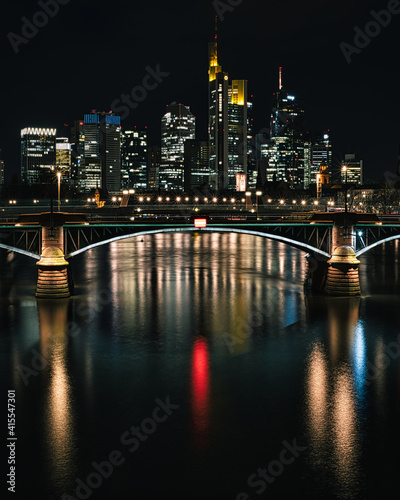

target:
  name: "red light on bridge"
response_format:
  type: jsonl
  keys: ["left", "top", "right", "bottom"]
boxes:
{"left": 194, "top": 218, "right": 207, "bottom": 228}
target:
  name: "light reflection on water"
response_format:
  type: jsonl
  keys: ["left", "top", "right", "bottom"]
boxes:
{"left": 190, "top": 336, "right": 210, "bottom": 451}
{"left": 37, "top": 299, "right": 78, "bottom": 493}
{"left": 304, "top": 296, "right": 364, "bottom": 498}
{"left": 1, "top": 233, "right": 400, "bottom": 498}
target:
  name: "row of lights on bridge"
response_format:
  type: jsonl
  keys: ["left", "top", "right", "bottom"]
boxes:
{"left": 7, "top": 198, "right": 346, "bottom": 206}
{"left": 8, "top": 199, "right": 71, "bottom": 205}
{"left": 106, "top": 196, "right": 328, "bottom": 205}
{"left": 7, "top": 198, "right": 326, "bottom": 205}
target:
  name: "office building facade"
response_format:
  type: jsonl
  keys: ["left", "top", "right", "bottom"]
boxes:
{"left": 267, "top": 68, "right": 306, "bottom": 188}
{"left": 228, "top": 79, "right": 247, "bottom": 189}
{"left": 184, "top": 140, "right": 211, "bottom": 192}
{"left": 121, "top": 129, "right": 147, "bottom": 190}
{"left": 160, "top": 103, "right": 195, "bottom": 190}
{"left": 79, "top": 111, "right": 121, "bottom": 193}
{"left": 21, "top": 128, "right": 56, "bottom": 184}
{"left": 147, "top": 146, "right": 161, "bottom": 191}
{"left": 82, "top": 114, "right": 102, "bottom": 192}
{"left": 309, "top": 132, "right": 332, "bottom": 187}
{"left": 70, "top": 120, "right": 85, "bottom": 188}
{"left": 246, "top": 99, "right": 257, "bottom": 188}
{"left": 56, "top": 137, "right": 71, "bottom": 180}
{"left": 341, "top": 154, "right": 363, "bottom": 185}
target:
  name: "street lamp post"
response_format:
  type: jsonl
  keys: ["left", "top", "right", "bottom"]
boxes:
{"left": 245, "top": 191, "right": 251, "bottom": 211}
{"left": 57, "top": 172, "right": 61, "bottom": 212}
{"left": 256, "top": 191, "right": 262, "bottom": 213}
{"left": 342, "top": 165, "right": 349, "bottom": 239}
{"left": 342, "top": 165, "right": 348, "bottom": 214}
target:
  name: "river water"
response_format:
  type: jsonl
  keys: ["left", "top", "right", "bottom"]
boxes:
{"left": 1, "top": 232, "right": 400, "bottom": 499}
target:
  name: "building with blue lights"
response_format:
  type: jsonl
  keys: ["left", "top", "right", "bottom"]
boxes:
{"left": 78, "top": 111, "right": 121, "bottom": 193}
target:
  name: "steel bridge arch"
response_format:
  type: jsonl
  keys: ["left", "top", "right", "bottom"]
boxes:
{"left": 356, "top": 234, "right": 400, "bottom": 257}
{"left": 0, "top": 243, "right": 40, "bottom": 260}
{"left": 66, "top": 227, "right": 331, "bottom": 259}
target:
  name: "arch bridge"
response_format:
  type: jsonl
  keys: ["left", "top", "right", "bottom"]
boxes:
{"left": 1, "top": 211, "right": 399, "bottom": 296}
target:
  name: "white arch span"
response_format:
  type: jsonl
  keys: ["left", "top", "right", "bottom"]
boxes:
{"left": 0, "top": 243, "right": 40, "bottom": 260}
{"left": 67, "top": 227, "right": 331, "bottom": 259}
{"left": 356, "top": 234, "right": 400, "bottom": 257}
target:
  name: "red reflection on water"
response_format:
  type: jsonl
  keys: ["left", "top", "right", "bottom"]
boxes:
{"left": 191, "top": 336, "right": 210, "bottom": 449}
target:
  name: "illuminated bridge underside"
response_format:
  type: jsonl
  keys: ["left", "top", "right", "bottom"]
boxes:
{"left": 3, "top": 223, "right": 400, "bottom": 260}
{"left": 66, "top": 227, "right": 332, "bottom": 259}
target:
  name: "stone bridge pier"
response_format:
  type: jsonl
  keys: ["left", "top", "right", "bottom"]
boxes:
{"left": 35, "top": 213, "right": 76, "bottom": 299}
{"left": 305, "top": 212, "right": 371, "bottom": 297}
{"left": 324, "top": 220, "right": 360, "bottom": 296}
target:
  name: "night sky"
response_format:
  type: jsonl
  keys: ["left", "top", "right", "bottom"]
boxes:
{"left": 1, "top": 0, "right": 399, "bottom": 183}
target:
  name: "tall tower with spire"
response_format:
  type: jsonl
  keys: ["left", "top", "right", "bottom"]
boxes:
{"left": 208, "top": 17, "right": 229, "bottom": 190}
{"left": 208, "top": 16, "right": 222, "bottom": 82}
{"left": 267, "top": 67, "right": 306, "bottom": 187}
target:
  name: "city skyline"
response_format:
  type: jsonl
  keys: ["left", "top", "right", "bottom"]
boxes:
{"left": 1, "top": 0, "right": 399, "bottom": 184}
{"left": 3, "top": 4, "right": 400, "bottom": 500}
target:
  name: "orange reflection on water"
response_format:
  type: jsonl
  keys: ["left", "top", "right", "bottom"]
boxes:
{"left": 332, "top": 367, "right": 359, "bottom": 482}
{"left": 37, "top": 299, "right": 77, "bottom": 488}
{"left": 306, "top": 342, "right": 328, "bottom": 446}
{"left": 190, "top": 336, "right": 210, "bottom": 450}
{"left": 305, "top": 296, "right": 362, "bottom": 497}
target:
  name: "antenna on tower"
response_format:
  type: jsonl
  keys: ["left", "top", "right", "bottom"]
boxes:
{"left": 279, "top": 66, "right": 282, "bottom": 90}
{"left": 214, "top": 14, "right": 218, "bottom": 40}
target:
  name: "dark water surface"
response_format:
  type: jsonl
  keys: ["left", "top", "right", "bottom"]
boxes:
{"left": 1, "top": 233, "right": 400, "bottom": 499}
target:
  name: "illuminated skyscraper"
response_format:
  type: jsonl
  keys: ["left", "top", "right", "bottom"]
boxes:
{"left": 208, "top": 21, "right": 228, "bottom": 190}
{"left": 184, "top": 140, "right": 211, "bottom": 191}
{"left": 82, "top": 114, "right": 101, "bottom": 191}
{"left": 303, "top": 133, "right": 312, "bottom": 188}
{"left": 267, "top": 68, "right": 306, "bottom": 188}
{"left": 147, "top": 146, "right": 161, "bottom": 191}
{"left": 255, "top": 132, "right": 270, "bottom": 186}
{"left": 228, "top": 79, "right": 247, "bottom": 189}
{"left": 246, "top": 98, "right": 257, "bottom": 188}
{"left": 208, "top": 20, "right": 248, "bottom": 190}
{"left": 56, "top": 137, "right": 71, "bottom": 180}
{"left": 160, "top": 103, "right": 195, "bottom": 190}
{"left": 100, "top": 113, "right": 121, "bottom": 193}
{"left": 70, "top": 120, "right": 85, "bottom": 188}
{"left": 21, "top": 128, "right": 56, "bottom": 184}
{"left": 121, "top": 128, "right": 147, "bottom": 190}
{"left": 309, "top": 132, "right": 332, "bottom": 187}
{"left": 80, "top": 111, "right": 121, "bottom": 193}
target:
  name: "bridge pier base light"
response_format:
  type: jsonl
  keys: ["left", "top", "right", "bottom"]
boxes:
{"left": 36, "top": 246, "right": 71, "bottom": 299}
{"left": 324, "top": 245, "right": 361, "bottom": 296}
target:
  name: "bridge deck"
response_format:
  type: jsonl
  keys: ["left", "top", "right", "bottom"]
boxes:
{"left": 2, "top": 220, "right": 400, "bottom": 260}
